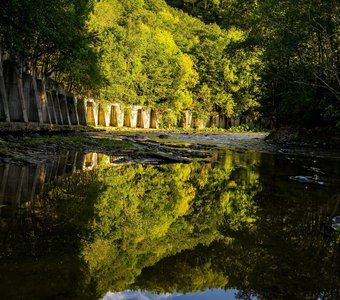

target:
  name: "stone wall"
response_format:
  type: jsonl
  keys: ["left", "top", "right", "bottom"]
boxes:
{"left": 0, "top": 56, "right": 86, "bottom": 129}
{"left": 0, "top": 56, "right": 252, "bottom": 131}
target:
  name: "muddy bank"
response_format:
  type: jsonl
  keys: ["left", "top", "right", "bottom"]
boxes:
{"left": 1, "top": 130, "right": 339, "bottom": 165}
{"left": 0, "top": 131, "right": 268, "bottom": 165}
{"left": 266, "top": 127, "right": 340, "bottom": 149}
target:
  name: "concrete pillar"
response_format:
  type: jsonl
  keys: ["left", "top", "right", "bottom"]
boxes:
{"left": 76, "top": 98, "right": 87, "bottom": 126}
{"left": 181, "top": 110, "right": 192, "bottom": 128}
{"left": 230, "top": 117, "right": 240, "bottom": 127}
{"left": 3, "top": 60, "right": 25, "bottom": 122}
{"left": 58, "top": 93, "right": 71, "bottom": 126}
{"left": 52, "top": 91, "right": 63, "bottom": 124}
{"left": 36, "top": 77, "right": 52, "bottom": 124}
{"left": 73, "top": 97, "right": 80, "bottom": 125}
{"left": 46, "top": 91, "right": 57, "bottom": 124}
{"left": 150, "top": 109, "right": 158, "bottom": 129}
{"left": 86, "top": 101, "right": 96, "bottom": 126}
{"left": 131, "top": 105, "right": 139, "bottom": 128}
{"left": 142, "top": 109, "right": 151, "bottom": 129}
{"left": 219, "top": 114, "right": 227, "bottom": 129}
{"left": 45, "top": 79, "right": 58, "bottom": 124}
{"left": 110, "top": 105, "right": 118, "bottom": 127}
{"left": 31, "top": 74, "right": 44, "bottom": 124}
{"left": 225, "top": 117, "right": 231, "bottom": 129}
{"left": 117, "top": 104, "right": 124, "bottom": 127}
{"left": 0, "top": 52, "right": 10, "bottom": 122}
{"left": 98, "top": 104, "right": 106, "bottom": 126}
{"left": 17, "top": 63, "right": 29, "bottom": 123}
{"left": 67, "top": 95, "right": 79, "bottom": 125}
{"left": 136, "top": 109, "right": 144, "bottom": 128}
{"left": 192, "top": 114, "right": 205, "bottom": 129}
{"left": 210, "top": 113, "right": 219, "bottom": 128}
{"left": 123, "top": 108, "right": 132, "bottom": 127}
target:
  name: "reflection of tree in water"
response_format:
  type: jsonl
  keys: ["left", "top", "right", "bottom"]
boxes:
{"left": 135, "top": 154, "right": 340, "bottom": 299}
{"left": 80, "top": 151, "right": 261, "bottom": 297}
{"left": 1, "top": 150, "right": 339, "bottom": 299}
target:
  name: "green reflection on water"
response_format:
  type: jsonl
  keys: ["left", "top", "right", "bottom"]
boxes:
{"left": 0, "top": 150, "right": 340, "bottom": 299}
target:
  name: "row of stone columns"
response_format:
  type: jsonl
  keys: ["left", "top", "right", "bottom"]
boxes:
{"left": 180, "top": 110, "right": 241, "bottom": 129}
{"left": 85, "top": 100, "right": 158, "bottom": 129}
{"left": 0, "top": 57, "right": 246, "bottom": 130}
{"left": 0, "top": 57, "right": 87, "bottom": 127}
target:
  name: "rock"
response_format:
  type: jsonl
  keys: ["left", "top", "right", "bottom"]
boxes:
{"left": 158, "top": 134, "right": 170, "bottom": 139}
{"left": 132, "top": 134, "right": 144, "bottom": 139}
{"left": 5, "top": 135, "right": 17, "bottom": 142}
{"left": 151, "top": 151, "right": 191, "bottom": 163}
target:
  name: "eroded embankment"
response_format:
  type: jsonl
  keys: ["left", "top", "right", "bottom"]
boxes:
{"left": 0, "top": 131, "right": 269, "bottom": 165}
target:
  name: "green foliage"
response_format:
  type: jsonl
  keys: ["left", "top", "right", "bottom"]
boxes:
{"left": 167, "top": 0, "right": 340, "bottom": 129}
{"left": 0, "top": 0, "right": 103, "bottom": 96}
{"left": 1, "top": 150, "right": 340, "bottom": 299}
{"left": 86, "top": 0, "right": 261, "bottom": 120}
{"left": 75, "top": 152, "right": 260, "bottom": 295}
{"left": 3, "top": 0, "right": 338, "bottom": 128}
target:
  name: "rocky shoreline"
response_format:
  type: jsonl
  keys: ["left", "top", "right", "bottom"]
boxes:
{"left": 0, "top": 130, "right": 268, "bottom": 165}
{"left": 1, "top": 129, "right": 339, "bottom": 166}
{"left": 266, "top": 127, "right": 340, "bottom": 149}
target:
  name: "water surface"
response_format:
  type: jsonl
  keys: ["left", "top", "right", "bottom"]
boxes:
{"left": 0, "top": 149, "right": 339, "bottom": 299}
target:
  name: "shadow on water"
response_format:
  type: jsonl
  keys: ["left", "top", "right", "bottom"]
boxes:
{"left": 0, "top": 150, "right": 339, "bottom": 299}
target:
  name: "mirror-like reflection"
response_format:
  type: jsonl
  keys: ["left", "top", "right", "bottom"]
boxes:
{"left": 0, "top": 150, "right": 339, "bottom": 299}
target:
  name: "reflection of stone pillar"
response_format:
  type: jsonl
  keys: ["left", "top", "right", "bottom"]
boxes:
{"left": 29, "top": 165, "right": 40, "bottom": 202}
{"left": 150, "top": 109, "right": 158, "bottom": 129}
{"left": 15, "top": 167, "right": 26, "bottom": 206}
{"left": 0, "top": 165, "right": 9, "bottom": 212}
{"left": 83, "top": 153, "right": 97, "bottom": 170}
{"left": 72, "top": 152, "right": 78, "bottom": 173}
{"left": 36, "top": 164, "right": 47, "bottom": 195}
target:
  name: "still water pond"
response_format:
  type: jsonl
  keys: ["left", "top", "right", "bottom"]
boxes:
{"left": 0, "top": 149, "right": 339, "bottom": 299}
